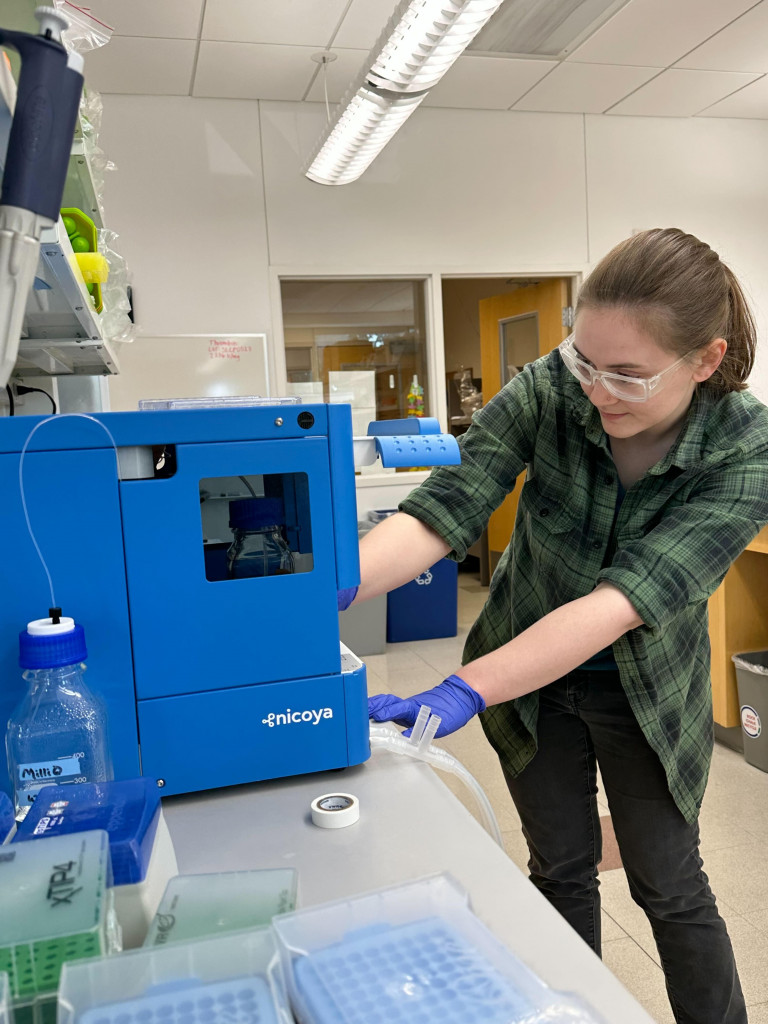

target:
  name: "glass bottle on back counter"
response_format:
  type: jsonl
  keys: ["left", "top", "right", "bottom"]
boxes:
{"left": 5, "top": 613, "right": 113, "bottom": 819}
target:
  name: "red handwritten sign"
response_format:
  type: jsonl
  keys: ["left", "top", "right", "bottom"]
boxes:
{"left": 208, "top": 338, "right": 253, "bottom": 362}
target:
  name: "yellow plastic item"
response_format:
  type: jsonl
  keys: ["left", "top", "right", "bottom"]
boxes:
{"left": 75, "top": 252, "right": 109, "bottom": 284}
{"left": 61, "top": 207, "right": 104, "bottom": 313}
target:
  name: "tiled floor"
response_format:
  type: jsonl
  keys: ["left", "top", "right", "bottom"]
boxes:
{"left": 364, "top": 572, "right": 768, "bottom": 1024}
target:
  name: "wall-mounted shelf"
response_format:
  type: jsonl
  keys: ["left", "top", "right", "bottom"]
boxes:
{"left": 63, "top": 135, "right": 104, "bottom": 228}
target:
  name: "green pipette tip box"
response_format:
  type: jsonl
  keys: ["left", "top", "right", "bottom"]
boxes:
{"left": 0, "top": 830, "right": 119, "bottom": 1024}
{"left": 143, "top": 868, "right": 297, "bottom": 947}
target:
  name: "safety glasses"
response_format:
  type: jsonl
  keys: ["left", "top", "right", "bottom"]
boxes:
{"left": 559, "top": 334, "right": 687, "bottom": 402}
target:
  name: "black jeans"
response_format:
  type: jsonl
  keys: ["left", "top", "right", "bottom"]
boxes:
{"left": 502, "top": 670, "right": 747, "bottom": 1024}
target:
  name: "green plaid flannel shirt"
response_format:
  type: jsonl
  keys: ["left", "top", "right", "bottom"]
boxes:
{"left": 400, "top": 350, "right": 768, "bottom": 823}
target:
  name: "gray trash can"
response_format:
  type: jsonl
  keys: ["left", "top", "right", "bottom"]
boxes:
{"left": 339, "top": 594, "right": 387, "bottom": 656}
{"left": 338, "top": 517, "right": 387, "bottom": 657}
{"left": 732, "top": 651, "right": 768, "bottom": 772}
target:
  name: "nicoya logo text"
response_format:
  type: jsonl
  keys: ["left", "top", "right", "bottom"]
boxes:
{"left": 262, "top": 708, "right": 333, "bottom": 727}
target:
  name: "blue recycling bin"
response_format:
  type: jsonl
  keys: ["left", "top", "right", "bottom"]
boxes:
{"left": 386, "top": 558, "right": 458, "bottom": 643}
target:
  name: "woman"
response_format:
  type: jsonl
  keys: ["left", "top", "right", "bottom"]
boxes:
{"left": 344, "top": 229, "right": 768, "bottom": 1024}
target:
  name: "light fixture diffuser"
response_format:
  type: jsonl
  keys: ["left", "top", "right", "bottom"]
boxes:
{"left": 304, "top": 0, "right": 505, "bottom": 186}
{"left": 369, "top": 0, "right": 505, "bottom": 93}
{"left": 305, "top": 86, "right": 426, "bottom": 186}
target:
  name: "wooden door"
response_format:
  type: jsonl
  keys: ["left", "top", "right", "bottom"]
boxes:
{"left": 479, "top": 279, "right": 570, "bottom": 572}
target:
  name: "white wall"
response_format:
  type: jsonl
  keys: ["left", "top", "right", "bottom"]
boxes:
{"left": 100, "top": 97, "right": 271, "bottom": 337}
{"left": 100, "top": 96, "right": 768, "bottom": 413}
{"left": 585, "top": 114, "right": 768, "bottom": 400}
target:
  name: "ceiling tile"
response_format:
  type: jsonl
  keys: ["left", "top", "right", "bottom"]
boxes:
{"left": 333, "top": 0, "right": 402, "bottom": 50}
{"left": 83, "top": 37, "right": 196, "bottom": 95}
{"left": 423, "top": 56, "right": 557, "bottom": 110}
{"left": 202, "top": 0, "right": 348, "bottom": 46}
{"left": 305, "top": 50, "right": 369, "bottom": 104}
{"left": 675, "top": 2, "right": 768, "bottom": 72}
{"left": 567, "top": 0, "right": 759, "bottom": 67}
{"left": 513, "top": 62, "right": 660, "bottom": 113}
{"left": 607, "top": 68, "right": 760, "bottom": 115}
{"left": 697, "top": 74, "right": 768, "bottom": 117}
{"left": 88, "top": 0, "right": 204, "bottom": 39}
{"left": 193, "top": 41, "right": 319, "bottom": 100}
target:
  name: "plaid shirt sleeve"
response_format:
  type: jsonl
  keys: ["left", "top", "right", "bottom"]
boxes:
{"left": 398, "top": 362, "right": 543, "bottom": 560}
{"left": 599, "top": 456, "right": 768, "bottom": 636}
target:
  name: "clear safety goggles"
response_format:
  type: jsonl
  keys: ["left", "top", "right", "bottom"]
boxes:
{"left": 559, "top": 334, "right": 687, "bottom": 403}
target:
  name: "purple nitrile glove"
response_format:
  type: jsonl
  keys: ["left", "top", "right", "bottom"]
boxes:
{"left": 337, "top": 586, "right": 359, "bottom": 611}
{"left": 367, "top": 674, "right": 486, "bottom": 738}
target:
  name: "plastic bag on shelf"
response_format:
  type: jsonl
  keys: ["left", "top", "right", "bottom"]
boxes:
{"left": 82, "top": 137, "right": 116, "bottom": 223}
{"left": 54, "top": 1, "right": 114, "bottom": 54}
{"left": 85, "top": 136, "right": 117, "bottom": 214}
{"left": 80, "top": 85, "right": 104, "bottom": 139}
{"left": 97, "top": 229, "right": 136, "bottom": 345}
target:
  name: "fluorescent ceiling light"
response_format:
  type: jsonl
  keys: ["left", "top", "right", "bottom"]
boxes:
{"left": 369, "top": 0, "right": 505, "bottom": 93}
{"left": 304, "top": 0, "right": 505, "bottom": 186}
{"left": 306, "top": 86, "right": 426, "bottom": 186}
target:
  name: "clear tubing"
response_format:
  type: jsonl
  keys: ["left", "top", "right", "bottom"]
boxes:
{"left": 369, "top": 721, "right": 504, "bottom": 849}
{"left": 18, "top": 413, "right": 121, "bottom": 609}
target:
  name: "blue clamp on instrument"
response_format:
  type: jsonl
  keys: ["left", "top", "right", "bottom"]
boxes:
{"left": 367, "top": 417, "right": 443, "bottom": 436}
{"left": 367, "top": 418, "right": 460, "bottom": 468}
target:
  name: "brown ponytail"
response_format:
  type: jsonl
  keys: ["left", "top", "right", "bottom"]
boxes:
{"left": 576, "top": 228, "right": 756, "bottom": 392}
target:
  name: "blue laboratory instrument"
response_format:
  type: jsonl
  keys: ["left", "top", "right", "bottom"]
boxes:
{"left": 0, "top": 406, "right": 458, "bottom": 798}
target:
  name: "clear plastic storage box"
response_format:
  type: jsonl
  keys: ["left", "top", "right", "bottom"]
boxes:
{"left": 0, "top": 830, "right": 120, "bottom": 1024}
{"left": 144, "top": 869, "right": 298, "bottom": 947}
{"left": 138, "top": 397, "right": 300, "bottom": 411}
{"left": 271, "top": 873, "right": 606, "bottom": 1024}
{"left": 58, "top": 927, "right": 293, "bottom": 1024}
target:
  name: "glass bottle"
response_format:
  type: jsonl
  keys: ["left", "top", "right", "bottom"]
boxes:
{"left": 6, "top": 614, "right": 113, "bottom": 818}
{"left": 407, "top": 374, "right": 424, "bottom": 417}
{"left": 227, "top": 497, "right": 295, "bottom": 579}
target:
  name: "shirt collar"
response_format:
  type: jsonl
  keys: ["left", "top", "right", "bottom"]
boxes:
{"left": 568, "top": 379, "right": 716, "bottom": 473}
{"left": 647, "top": 388, "right": 716, "bottom": 474}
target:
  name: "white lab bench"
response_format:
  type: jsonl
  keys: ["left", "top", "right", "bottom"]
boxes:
{"left": 162, "top": 744, "right": 655, "bottom": 1023}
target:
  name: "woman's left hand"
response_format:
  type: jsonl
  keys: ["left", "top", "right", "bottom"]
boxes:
{"left": 368, "top": 674, "right": 486, "bottom": 738}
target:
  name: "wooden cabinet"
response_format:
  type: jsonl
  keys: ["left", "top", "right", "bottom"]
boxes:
{"left": 709, "top": 524, "right": 768, "bottom": 726}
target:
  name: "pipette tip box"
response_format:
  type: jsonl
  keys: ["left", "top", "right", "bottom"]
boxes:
{"left": 58, "top": 927, "right": 290, "bottom": 1024}
{"left": 13, "top": 777, "right": 160, "bottom": 885}
{"left": 144, "top": 868, "right": 298, "bottom": 947}
{"left": 12, "top": 777, "right": 175, "bottom": 949}
{"left": 272, "top": 873, "right": 606, "bottom": 1024}
{"left": 0, "top": 830, "right": 120, "bottom": 1024}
